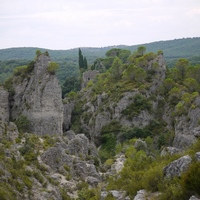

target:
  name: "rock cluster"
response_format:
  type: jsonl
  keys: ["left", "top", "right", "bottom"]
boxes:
{"left": 163, "top": 155, "right": 192, "bottom": 178}
{"left": 40, "top": 130, "right": 100, "bottom": 186}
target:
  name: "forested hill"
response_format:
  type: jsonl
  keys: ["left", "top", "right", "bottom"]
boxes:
{"left": 0, "top": 37, "right": 200, "bottom": 85}
{"left": 0, "top": 37, "right": 200, "bottom": 63}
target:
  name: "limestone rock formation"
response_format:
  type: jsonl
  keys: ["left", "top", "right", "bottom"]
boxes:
{"left": 189, "top": 196, "right": 200, "bottom": 200}
{"left": 134, "top": 190, "right": 147, "bottom": 200}
{"left": 196, "top": 152, "right": 200, "bottom": 161}
{"left": 0, "top": 86, "right": 9, "bottom": 122}
{"left": 40, "top": 130, "right": 100, "bottom": 185}
{"left": 173, "top": 97, "right": 200, "bottom": 148}
{"left": 70, "top": 54, "right": 167, "bottom": 145}
{"left": 63, "top": 102, "right": 74, "bottom": 131}
{"left": 82, "top": 70, "right": 99, "bottom": 88}
{"left": 101, "top": 190, "right": 130, "bottom": 200}
{"left": 11, "top": 54, "right": 63, "bottom": 135}
{"left": 0, "top": 121, "right": 19, "bottom": 142}
{"left": 163, "top": 155, "right": 192, "bottom": 178}
{"left": 161, "top": 147, "right": 180, "bottom": 156}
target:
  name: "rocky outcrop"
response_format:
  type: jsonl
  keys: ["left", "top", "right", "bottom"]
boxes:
{"left": 82, "top": 70, "right": 99, "bottom": 88}
{"left": 71, "top": 55, "right": 166, "bottom": 145}
{"left": 63, "top": 102, "right": 74, "bottom": 131}
{"left": 173, "top": 97, "right": 200, "bottom": 149}
{"left": 40, "top": 130, "right": 100, "bottom": 185}
{"left": 0, "top": 121, "right": 19, "bottom": 142}
{"left": 134, "top": 190, "right": 147, "bottom": 200}
{"left": 163, "top": 155, "right": 192, "bottom": 178}
{"left": 196, "top": 152, "right": 200, "bottom": 161}
{"left": 161, "top": 147, "right": 180, "bottom": 156}
{"left": 11, "top": 54, "right": 63, "bottom": 135}
{"left": 133, "top": 190, "right": 161, "bottom": 200}
{"left": 0, "top": 86, "right": 9, "bottom": 122}
{"left": 101, "top": 190, "right": 130, "bottom": 200}
{"left": 149, "top": 54, "right": 166, "bottom": 94}
{"left": 189, "top": 196, "right": 200, "bottom": 200}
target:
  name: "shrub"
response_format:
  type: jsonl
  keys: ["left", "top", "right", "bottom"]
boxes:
{"left": 142, "top": 165, "right": 163, "bottom": 191}
{"left": 36, "top": 50, "right": 42, "bottom": 57}
{"left": 13, "top": 65, "right": 27, "bottom": 77}
{"left": 181, "top": 161, "right": 200, "bottom": 196}
{"left": 47, "top": 62, "right": 59, "bottom": 75}
{"left": 15, "top": 115, "right": 30, "bottom": 133}
{"left": 122, "top": 94, "right": 151, "bottom": 119}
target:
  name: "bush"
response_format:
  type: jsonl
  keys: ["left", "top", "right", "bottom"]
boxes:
{"left": 142, "top": 165, "right": 163, "bottom": 191}
{"left": 47, "top": 62, "right": 59, "bottom": 75}
{"left": 122, "top": 94, "right": 151, "bottom": 119}
{"left": 181, "top": 161, "right": 200, "bottom": 196}
{"left": 15, "top": 115, "right": 30, "bottom": 133}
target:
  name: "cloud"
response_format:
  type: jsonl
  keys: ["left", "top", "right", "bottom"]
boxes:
{"left": 0, "top": 0, "right": 200, "bottom": 49}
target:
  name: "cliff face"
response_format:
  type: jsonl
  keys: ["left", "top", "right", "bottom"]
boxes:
{"left": 11, "top": 54, "right": 63, "bottom": 135}
{"left": 68, "top": 55, "right": 167, "bottom": 144}
{"left": 0, "top": 86, "right": 9, "bottom": 122}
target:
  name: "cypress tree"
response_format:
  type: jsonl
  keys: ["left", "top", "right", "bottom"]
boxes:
{"left": 83, "top": 56, "right": 88, "bottom": 69}
{"left": 78, "top": 48, "right": 84, "bottom": 69}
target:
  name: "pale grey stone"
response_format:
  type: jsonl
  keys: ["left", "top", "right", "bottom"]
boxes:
{"left": 0, "top": 86, "right": 9, "bottom": 122}
{"left": 163, "top": 155, "right": 192, "bottom": 178}
{"left": 11, "top": 54, "right": 63, "bottom": 135}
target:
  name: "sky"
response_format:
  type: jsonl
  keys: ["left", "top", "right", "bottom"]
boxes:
{"left": 0, "top": 0, "right": 200, "bottom": 50}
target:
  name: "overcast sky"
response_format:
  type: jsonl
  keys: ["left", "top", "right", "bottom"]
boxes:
{"left": 0, "top": 0, "right": 200, "bottom": 50}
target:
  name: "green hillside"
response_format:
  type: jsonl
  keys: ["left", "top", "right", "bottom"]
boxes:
{"left": 0, "top": 37, "right": 200, "bottom": 62}
{"left": 0, "top": 37, "right": 200, "bottom": 85}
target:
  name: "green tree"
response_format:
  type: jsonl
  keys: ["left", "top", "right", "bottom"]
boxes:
{"left": 78, "top": 48, "right": 84, "bottom": 69}
{"left": 36, "top": 50, "right": 42, "bottom": 57}
{"left": 118, "top": 49, "right": 131, "bottom": 63}
{"left": 135, "top": 67, "right": 147, "bottom": 83}
{"left": 105, "top": 48, "right": 121, "bottom": 57}
{"left": 110, "top": 57, "right": 123, "bottom": 80}
{"left": 183, "top": 78, "right": 199, "bottom": 92}
{"left": 83, "top": 57, "right": 88, "bottom": 69}
{"left": 135, "top": 57, "right": 148, "bottom": 68}
{"left": 163, "top": 78, "right": 176, "bottom": 91}
{"left": 123, "top": 64, "right": 138, "bottom": 81}
{"left": 62, "top": 76, "right": 81, "bottom": 97}
{"left": 137, "top": 46, "right": 146, "bottom": 56}
{"left": 175, "top": 58, "right": 189, "bottom": 81}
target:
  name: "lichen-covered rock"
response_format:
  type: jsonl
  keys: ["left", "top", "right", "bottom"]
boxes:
{"left": 161, "top": 147, "right": 180, "bottom": 156}
{"left": 82, "top": 70, "right": 99, "bottom": 88}
{"left": 11, "top": 54, "right": 63, "bottom": 135}
{"left": 163, "top": 155, "right": 192, "bottom": 178}
{"left": 173, "top": 97, "right": 200, "bottom": 149}
{"left": 0, "top": 86, "right": 9, "bottom": 122}
{"left": 0, "top": 121, "right": 19, "bottom": 142}
{"left": 189, "top": 196, "right": 200, "bottom": 200}
{"left": 110, "top": 154, "right": 126, "bottom": 174}
{"left": 40, "top": 132, "right": 100, "bottom": 184}
{"left": 196, "top": 152, "right": 200, "bottom": 161}
{"left": 63, "top": 102, "right": 74, "bottom": 131}
{"left": 101, "top": 190, "right": 130, "bottom": 200}
{"left": 134, "top": 190, "right": 147, "bottom": 200}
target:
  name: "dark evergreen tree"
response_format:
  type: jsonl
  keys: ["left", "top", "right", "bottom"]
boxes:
{"left": 83, "top": 57, "right": 88, "bottom": 69}
{"left": 78, "top": 48, "right": 84, "bottom": 69}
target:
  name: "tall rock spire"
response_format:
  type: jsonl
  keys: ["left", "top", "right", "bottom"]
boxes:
{"left": 11, "top": 53, "right": 63, "bottom": 135}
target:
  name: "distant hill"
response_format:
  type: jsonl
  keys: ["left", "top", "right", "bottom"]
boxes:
{"left": 0, "top": 37, "right": 200, "bottom": 84}
{"left": 0, "top": 37, "right": 200, "bottom": 63}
